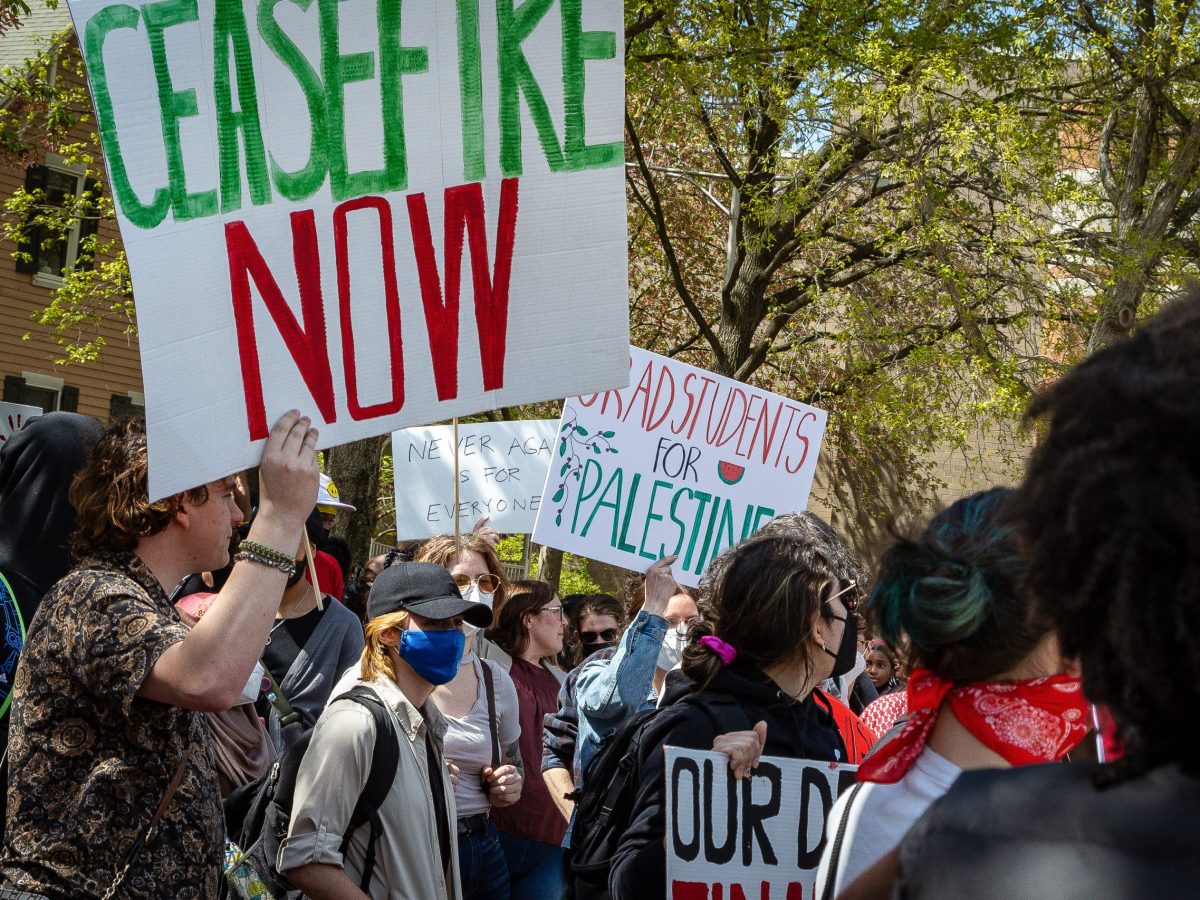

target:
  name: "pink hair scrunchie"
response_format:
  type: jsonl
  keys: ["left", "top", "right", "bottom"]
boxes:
{"left": 698, "top": 635, "right": 738, "bottom": 666}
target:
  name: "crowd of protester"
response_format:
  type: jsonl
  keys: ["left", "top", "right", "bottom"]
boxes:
{"left": 0, "top": 292, "right": 1199, "bottom": 899}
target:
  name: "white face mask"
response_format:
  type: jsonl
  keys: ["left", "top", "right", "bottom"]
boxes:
{"left": 465, "top": 584, "right": 495, "bottom": 610}
{"left": 238, "top": 661, "right": 266, "bottom": 706}
{"left": 657, "top": 625, "right": 687, "bottom": 672}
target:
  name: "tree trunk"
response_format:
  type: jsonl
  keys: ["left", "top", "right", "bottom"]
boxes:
{"left": 326, "top": 435, "right": 388, "bottom": 565}
{"left": 536, "top": 545, "right": 563, "bottom": 592}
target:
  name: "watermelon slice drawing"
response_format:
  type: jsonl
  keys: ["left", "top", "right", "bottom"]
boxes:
{"left": 717, "top": 460, "right": 745, "bottom": 485}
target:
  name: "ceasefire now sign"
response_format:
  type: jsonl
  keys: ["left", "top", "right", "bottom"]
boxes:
{"left": 67, "top": 0, "right": 629, "bottom": 498}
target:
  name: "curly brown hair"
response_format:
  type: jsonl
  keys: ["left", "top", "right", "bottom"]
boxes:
{"left": 69, "top": 417, "right": 208, "bottom": 557}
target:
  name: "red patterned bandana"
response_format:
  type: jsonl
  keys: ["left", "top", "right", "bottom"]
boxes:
{"left": 856, "top": 667, "right": 1090, "bottom": 784}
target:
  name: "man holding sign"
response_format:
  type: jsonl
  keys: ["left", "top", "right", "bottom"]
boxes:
{"left": 0, "top": 412, "right": 318, "bottom": 899}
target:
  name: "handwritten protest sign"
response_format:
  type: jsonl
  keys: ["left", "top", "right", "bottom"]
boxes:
{"left": 665, "top": 748, "right": 856, "bottom": 900}
{"left": 0, "top": 402, "right": 42, "bottom": 444}
{"left": 392, "top": 420, "right": 555, "bottom": 539}
{"left": 66, "top": 0, "right": 629, "bottom": 499}
{"left": 531, "top": 348, "right": 828, "bottom": 586}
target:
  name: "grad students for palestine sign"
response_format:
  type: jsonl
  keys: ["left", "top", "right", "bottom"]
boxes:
{"left": 392, "top": 419, "right": 556, "bottom": 539}
{"left": 531, "top": 348, "right": 828, "bottom": 587}
{"left": 66, "top": 0, "right": 629, "bottom": 499}
{"left": 665, "top": 748, "right": 857, "bottom": 900}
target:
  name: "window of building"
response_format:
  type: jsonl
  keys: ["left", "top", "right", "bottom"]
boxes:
{"left": 2, "top": 372, "right": 78, "bottom": 412}
{"left": 16, "top": 155, "right": 100, "bottom": 288}
{"left": 108, "top": 391, "right": 145, "bottom": 420}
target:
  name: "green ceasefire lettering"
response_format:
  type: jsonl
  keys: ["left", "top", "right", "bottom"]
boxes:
{"left": 320, "top": 0, "right": 428, "bottom": 200}
{"left": 496, "top": 0, "right": 565, "bottom": 176}
{"left": 560, "top": 0, "right": 620, "bottom": 169}
{"left": 83, "top": 5, "right": 172, "bottom": 229}
{"left": 456, "top": 0, "right": 485, "bottom": 181}
{"left": 143, "top": 0, "right": 218, "bottom": 221}
{"left": 259, "top": 0, "right": 329, "bottom": 201}
{"left": 213, "top": 0, "right": 270, "bottom": 212}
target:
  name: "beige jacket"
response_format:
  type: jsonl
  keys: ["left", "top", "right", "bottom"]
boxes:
{"left": 277, "top": 670, "right": 461, "bottom": 900}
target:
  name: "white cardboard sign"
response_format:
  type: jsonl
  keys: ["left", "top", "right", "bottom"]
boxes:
{"left": 392, "top": 419, "right": 556, "bottom": 539}
{"left": 66, "top": 0, "right": 629, "bottom": 499}
{"left": 665, "top": 748, "right": 857, "bottom": 900}
{"left": 0, "top": 402, "right": 43, "bottom": 445}
{"left": 531, "top": 348, "right": 828, "bottom": 586}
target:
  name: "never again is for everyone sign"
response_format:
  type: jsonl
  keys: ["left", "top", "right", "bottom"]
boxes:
{"left": 665, "top": 748, "right": 856, "bottom": 900}
{"left": 531, "top": 348, "right": 828, "bottom": 587}
{"left": 66, "top": 0, "right": 629, "bottom": 499}
{"left": 392, "top": 419, "right": 556, "bottom": 539}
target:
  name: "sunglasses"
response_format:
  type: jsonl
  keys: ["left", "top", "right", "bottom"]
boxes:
{"left": 580, "top": 628, "right": 620, "bottom": 644}
{"left": 824, "top": 580, "right": 859, "bottom": 613}
{"left": 453, "top": 573, "right": 501, "bottom": 594}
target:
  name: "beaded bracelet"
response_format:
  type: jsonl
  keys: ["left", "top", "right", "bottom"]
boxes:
{"left": 234, "top": 540, "right": 298, "bottom": 574}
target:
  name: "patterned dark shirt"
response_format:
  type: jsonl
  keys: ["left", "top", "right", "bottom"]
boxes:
{"left": 0, "top": 551, "right": 223, "bottom": 898}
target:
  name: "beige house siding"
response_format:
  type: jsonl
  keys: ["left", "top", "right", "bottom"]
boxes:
{"left": 0, "top": 38, "right": 143, "bottom": 422}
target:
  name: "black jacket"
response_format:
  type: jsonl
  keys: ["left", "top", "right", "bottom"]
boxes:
{"left": 609, "top": 662, "right": 848, "bottom": 899}
{"left": 899, "top": 761, "right": 1200, "bottom": 899}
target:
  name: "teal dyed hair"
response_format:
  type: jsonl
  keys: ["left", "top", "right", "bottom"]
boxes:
{"left": 867, "top": 488, "right": 1042, "bottom": 683}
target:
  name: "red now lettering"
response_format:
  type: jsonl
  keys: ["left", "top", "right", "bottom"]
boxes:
{"left": 227, "top": 211, "right": 336, "bottom": 441}
{"left": 333, "top": 197, "right": 404, "bottom": 420}
{"left": 227, "top": 179, "right": 520, "bottom": 439}
{"left": 408, "top": 178, "right": 519, "bottom": 400}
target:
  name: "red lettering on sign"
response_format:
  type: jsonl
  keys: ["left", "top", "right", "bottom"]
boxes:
{"left": 333, "top": 196, "right": 405, "bottom": 420}
{"left": 408, "top": 178, "right": 519, "bottom": 401}
{"left": 227, "top": 212, "right": 336, "bottom": 441}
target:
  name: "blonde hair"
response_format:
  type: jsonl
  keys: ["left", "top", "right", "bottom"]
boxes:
{"left": 360, "top": 610, "right": 411, "bottom": 682}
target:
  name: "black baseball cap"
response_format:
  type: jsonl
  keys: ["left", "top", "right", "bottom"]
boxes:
{"left": 367, "top": 561, "right": 493, "bottom": 628}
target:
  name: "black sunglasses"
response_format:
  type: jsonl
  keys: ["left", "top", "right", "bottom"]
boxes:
{"left": 824, "top": 581, "right": 859, "bottom": 613}
{"left": 580, "top": 628, "right": 620, "bottom": 644}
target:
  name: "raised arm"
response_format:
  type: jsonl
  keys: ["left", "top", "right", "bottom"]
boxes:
{"left": 139, "top": 412, "right": 320, "bottom": 711}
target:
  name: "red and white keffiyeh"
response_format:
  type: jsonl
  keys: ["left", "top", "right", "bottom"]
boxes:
{"left": 856, "top": 667, "right": 1089, "bottom": 784}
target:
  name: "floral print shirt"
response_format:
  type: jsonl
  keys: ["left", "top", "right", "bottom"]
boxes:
{"left": 0, "top": 551, "right": 222, "bottom": 898}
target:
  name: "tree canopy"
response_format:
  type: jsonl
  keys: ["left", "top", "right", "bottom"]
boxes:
{"left": 6, "top": 0, "right": 1200, "bottom": 557}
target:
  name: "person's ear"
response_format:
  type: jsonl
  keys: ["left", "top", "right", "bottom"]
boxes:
{"left": 171, "top": 493, "right": 192, "bottom": 528}
{"left": 379, "top": 626, "right": 402, "bottom": 650}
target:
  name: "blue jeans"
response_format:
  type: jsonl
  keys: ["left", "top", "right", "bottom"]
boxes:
{"left": 497, "top": 830, "right": 566, "bottom": 900}
{"left": 457, "top": 819, "right": 510, "bottom": 900}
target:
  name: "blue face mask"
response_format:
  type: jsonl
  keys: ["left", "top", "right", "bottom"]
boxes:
{"left": 397, "top": 628, "right": 466, "bottom": 685}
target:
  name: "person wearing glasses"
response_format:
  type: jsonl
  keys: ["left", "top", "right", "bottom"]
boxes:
{"left": 416, "top": 534, "right": 512, "bottom": 669}
{"left": 483, "top": 580, "right": 568, "bottom": 900}
{"left": 540, "top": 593, "right": 627, "bottom": 828}
{"left": 563, "top": 593, "right": 625, "bottom": 667}
{"left": 608, "top": 531, "right": 866, "bottom": 899}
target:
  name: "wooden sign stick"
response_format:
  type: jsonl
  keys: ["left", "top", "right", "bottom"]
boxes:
{"left": 453, "top": 417, "right": 462, "bottom": 544}
{"left": 301, "top": 529, "right": 324, "bottom": 611}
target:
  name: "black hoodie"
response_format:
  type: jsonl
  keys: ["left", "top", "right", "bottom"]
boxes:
{"left": 609, "top": 661, "right": 848, "bottom": 899}
{"left": 0, "top": 412, "right": 102, "bottom": 823}
{"left": 0, "top": 412, "right": 103, "bottom": 615}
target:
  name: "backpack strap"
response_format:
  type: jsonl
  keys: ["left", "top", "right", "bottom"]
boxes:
{"left": 819, "top": 781, "right": 865, "bottom": 900}
{"left": 331, "top": 685, "right": 401, "bottom": 893}
{"left": 479, "top": 659, "right": 501, "bottom": 770}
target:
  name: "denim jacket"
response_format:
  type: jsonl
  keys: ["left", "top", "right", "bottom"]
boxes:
{"left": 573, "top": 610, "right": 667, "bottom": 788}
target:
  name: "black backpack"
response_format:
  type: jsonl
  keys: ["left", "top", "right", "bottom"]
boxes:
{"left": 569, "top": 694, "right": 749, "bottom": 900}
{"left": 223, "top": 685, "right": 400, "bottom": 898}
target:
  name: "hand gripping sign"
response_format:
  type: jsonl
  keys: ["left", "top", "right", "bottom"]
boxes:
{"left": 665, "top": 748, "right": 857, "bottom": 900}
{"left": 66, "top": 0, "right": 630, "bottom": 499}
